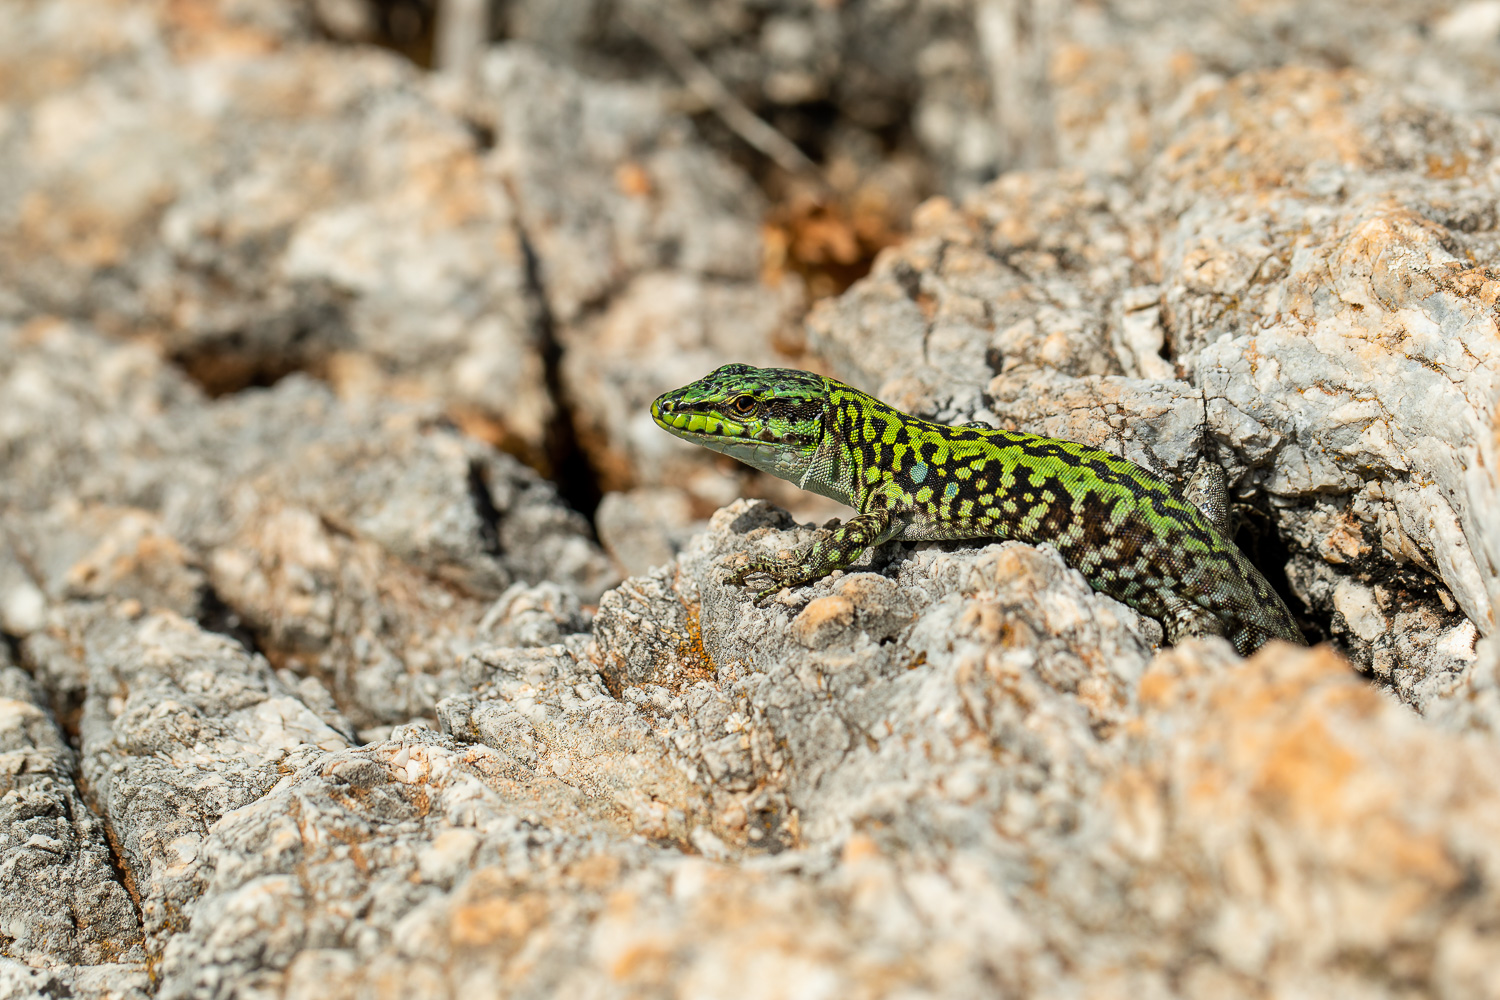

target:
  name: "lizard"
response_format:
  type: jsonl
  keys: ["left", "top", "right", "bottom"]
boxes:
{"left": 651, "top": 363, "right": 1306, "bottom": 655}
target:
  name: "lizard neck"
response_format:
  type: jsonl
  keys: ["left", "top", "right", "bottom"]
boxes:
{"left": 796, "top": 378, "right": 890, "bottom": 511}
{"left": 797, "top": 436, "right": 858, "bottom": 508}
{"left": 780, "top": 389, "right": 854, "bottom": 507}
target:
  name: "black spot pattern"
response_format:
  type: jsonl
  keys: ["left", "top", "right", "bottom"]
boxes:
{"left": 654, "top": 365, "right": 1305, "bottom": 654}
{"left": 816, "top": 380, "right": 1304, "bottom": 654}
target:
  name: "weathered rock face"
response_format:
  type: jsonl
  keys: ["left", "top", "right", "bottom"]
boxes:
{"left": 6, "top": 2, "right": 1500, "bottom": 999}
{"left": 2, "top": 320, "right": 616, "bottom": 735}
{"left": 1, "top": 0, "right": 552, "bottom": 451}
{"left": 13, "top": 493, "right": 1500, "bottom": 998}
{"left": 810, "top": 68, "right": 1496, "bottom": 720}
{"left": 0, "top": 665, "right": 143, "bottom": 969}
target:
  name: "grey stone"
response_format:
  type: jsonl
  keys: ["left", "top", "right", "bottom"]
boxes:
{"left": 0, "top": 666, "right": 144, "bottom": 968}
{"left": 595, "top": 488, "right": 702, "bottom": 577}
{"left": 72, "top": 610, "right": 348, "bottom": 955}
{"left": 8, "top": 3, "right": 1500, "bottom": 998}
{"left": 807, "top": 71, "right": 1497, "bottom": 718}
{"left": 0, "top": 11, "right": 550, "bottom": 452}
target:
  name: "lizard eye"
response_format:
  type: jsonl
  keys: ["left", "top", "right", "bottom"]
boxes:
{"left": 728, "top": 394, "right": 757, "bottom": 417}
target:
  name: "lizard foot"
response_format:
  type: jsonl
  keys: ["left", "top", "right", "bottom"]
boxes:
{"left": 724, "top": 555, "right": 811, "bottom": 605}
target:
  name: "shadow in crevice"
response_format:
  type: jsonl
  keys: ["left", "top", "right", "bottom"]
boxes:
{"left": 518, "top": 232, "right": 605, "bottom": 525}
{"left": 1233, "top": 505, "right": 1324, "bottom": 646}
{"left": 0, "top": 629, "right": 22, "bottom": 674}
{"left": 466, "top": 458, "right": 505, "bottom": 557}
{"left": 195, "top": 582, "right": 266, "bottom": 659}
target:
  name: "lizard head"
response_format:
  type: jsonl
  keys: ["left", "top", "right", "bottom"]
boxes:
{"left": 651, "top": 364, "right": 827, "bottom": 481}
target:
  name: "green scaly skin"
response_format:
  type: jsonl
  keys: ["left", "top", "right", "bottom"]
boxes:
{"left": 651, "top": 363, "right": 1307, "bottom": 655}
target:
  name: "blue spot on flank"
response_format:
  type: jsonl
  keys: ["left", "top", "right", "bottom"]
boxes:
{"left": 944, "top": 481, "right": 959, "bottom": 500}
{"left": 910, "top": 461, "right": 928, "bottom": 484}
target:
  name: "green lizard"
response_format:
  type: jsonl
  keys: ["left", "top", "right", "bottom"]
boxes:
{"left": 651, "top": 363, "right": 1306, "bottom": 655}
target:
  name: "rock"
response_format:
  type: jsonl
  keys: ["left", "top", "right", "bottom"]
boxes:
{"left": 37, "top": 497, "right": 1492, "bottom": 999}
{"left": 807, "top": 171, "right": 1140, "bottom": 421}
{"left": 0, "top": 665, "right": 144, "bottom": 968}
{"left": 0, "top": 957, "right": 150, "bottom": 1000}
{"left": 7, "top": 3, "right": 1500, "bottom": 998}
{"left": 594, "top": 488, "right": 700, "bottom": 577}
{"left": 502, "top": 0, "right": 1003, "bottom": 194}
{"left": 69, "top": 611, "right": 348, "bottom": 955}
{"left": 0, "top": 323, "right": 617, "bottom": 731}
{"left": 0, "top": 319, "right": 201, "bottom": 513}
{"left": 807, "top": 67, "right": 1499, "bottom": 719}
{"left": 0, "top": 4, "right": 549, "bottom": 452}
{"left": 477, "top": 46, "right": 768, "bottom": 327}
{"left": 473, "top": 48, "right": 813, "bottom": 513}
{"left": 476, "top": 581, "right": 590, "bottom": 649}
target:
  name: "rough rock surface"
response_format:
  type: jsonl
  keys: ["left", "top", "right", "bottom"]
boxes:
{"left": 13, "top": 497, "right": 1500, "bottom": 997}
{"left": 0, "top": 0, "right": 826, "bottom": 539}
{"left": 0, "top": 0, "right": 554, "bottom": 453}
{"left": 6, "top": 2, "right": 1500, "bottom": 998}
{"left": 473, "top": 46, "right": 809, "bottom": 506}
{"left": 0, "top": 664, "right": 143, "bottom": 969}
{"left": 810, "top": 69, "right": 1495, "bottom": 720}
{"left": 1, "top": 319, "right": 616, "bottom": 735}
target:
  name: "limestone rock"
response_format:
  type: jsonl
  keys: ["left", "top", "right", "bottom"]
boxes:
{"left": 808, "top": 68, "right": 1498, "bottom": 720}
{"left": 1, "top": 322, "right": 616, "bottom": 733}
{"left": 0, "top": 2, "right": 549, "bottom": 450}
{"left": 0, "top": 666, "right": 143, "bottom": 968}
{"left": 6, "top": 3, "right": 1500, "bottom": 998}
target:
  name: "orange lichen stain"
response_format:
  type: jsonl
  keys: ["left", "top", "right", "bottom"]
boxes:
{"left": 608, "top": 938, "right": 674, "bottom": 982}
{"left": 1249, "top": 713, "right": 1359, "bottom": 826}
{"left": 1050, "top": 43, "right": 1095, "bottom": 84}
{"left": 1137, "top": 668, "right": 1179, "bottom": 709}
{"left": 164, "top": 0, "right": 283, "bottom": 58}
{"left": 451, "top": 892, "right": 546, "bottom": 947}
{"left": 17, "top": 315, "right": 66, "bottom": 346}
{"left": 1167, "top": 49, "right": 1199, "bottom": 82}
{"left": 410, "top": 148, "right": 492, "bottom": 228}
{"left": 566, "top": 853, "right": 623, "bottom": 890}
{"left": 1441, "top": 265, "right": 1500, "bottom": 305}
{"left": 1317, "top": 679, "right": 1385, "bottom": 721}
{"left": 326, "top": 830, "right": 372, "bottom": 877}
{"left": 1426, "top": 152, "right": 1470, "bottom": 180}
{"left": 663, "top": 595, "right": 717, "bottom": 692}
{"left": 841, "top": 833, "right": 881, "bottom": 865}
{"left": 1361, "top": 813, "right": 1460, "bottom": 886}
{"left": 910, "top": 195, "right": 958, "bottom": 233}
{"left": 794, "top": 594, "right": 855, "bottom": 634}
{"left": 615, "top": 162, "right": 653, "bottom": 198}
{"left": 1203, "top": 649, "right": 1348, "bottom": 736}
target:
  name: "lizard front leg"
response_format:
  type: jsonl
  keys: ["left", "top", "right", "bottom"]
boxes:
{"left": 1159, "top": 591, "right": 1231, "bottom": 646}
{"left": 727, "top": 507, "right": 899, "bottom": 603}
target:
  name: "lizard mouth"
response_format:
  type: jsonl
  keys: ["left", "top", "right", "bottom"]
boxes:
{"left": 652, "top": 400, "right": 815, "bottom": 448}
